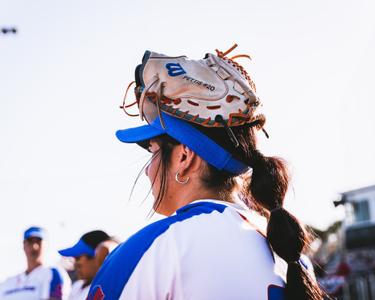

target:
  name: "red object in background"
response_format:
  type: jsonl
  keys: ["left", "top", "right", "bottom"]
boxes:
{"left": 336, "top": 261, "right": 351, "bottom": 277}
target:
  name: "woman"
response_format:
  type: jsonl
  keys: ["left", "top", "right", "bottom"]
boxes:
{"left": 87, "top": 45, "right": 324, "bottom": 300}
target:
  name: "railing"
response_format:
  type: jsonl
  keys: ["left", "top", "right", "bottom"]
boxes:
{"left": 343, "top": 272, "right": 375, "bottom": 300}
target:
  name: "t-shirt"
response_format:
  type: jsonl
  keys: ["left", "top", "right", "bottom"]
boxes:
{"left": 87, "top": 200, "right": 286, "bottom": 300}
{"left": 67, "top": 280, "right": 90, "bottom": 300}
{"left": 0, "top": 265, "right": 70, "bottom": 300}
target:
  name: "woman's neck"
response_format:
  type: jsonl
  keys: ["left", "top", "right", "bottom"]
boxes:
{"left": 156, "top": 184, "right": 225, "bottom": 216}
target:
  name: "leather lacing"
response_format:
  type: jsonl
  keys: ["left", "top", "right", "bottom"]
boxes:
{"left": 215, "top": 44, "right": 269, "bottom": 137}
{"left": 120, "top": 81, "right": 139, "bottom": 117}
{"left": 215, "top": 43, "right": 257, "bottom": 93}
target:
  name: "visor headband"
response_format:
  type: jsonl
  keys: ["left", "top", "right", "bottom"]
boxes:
{"left": 150, "top": 114, "right": 250, "bottom": 175}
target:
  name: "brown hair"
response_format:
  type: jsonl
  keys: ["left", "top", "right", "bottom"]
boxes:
{"left": 147, "top": 123, "right": 324, "bottom": 299}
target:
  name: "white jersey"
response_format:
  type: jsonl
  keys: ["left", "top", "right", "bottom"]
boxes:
{"left": 87, "top": 200, "right": 286, "bottom": 300}
{"left": 67, "top": 280, "right": 90, "bottom": 300}
{"left": 0, "top": 265, "right": 71, "bottom": 300}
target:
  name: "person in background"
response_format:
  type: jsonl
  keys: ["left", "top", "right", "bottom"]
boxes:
{"left": 58, "top": 230, "right": 118, "bottom": 300}
{"left": 94, "top": 238, "right": 120, "bottom": 270}
{"left": 0, "top": 226, "right": 71, "bottom": 300}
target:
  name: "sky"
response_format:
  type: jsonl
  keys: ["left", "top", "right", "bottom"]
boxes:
{"left": 1, "top": 0, "right": 375, "bottom": 279}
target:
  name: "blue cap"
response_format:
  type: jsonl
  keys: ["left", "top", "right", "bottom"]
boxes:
{"left": 24, "top": 226, "right": 46, "bottom": 240}
{"left": 58, "top": 230, "right": 110, "bottom": 258}
{"left": 116, "top": 113, "right": 250, "bottom": 175}
{"left": 58, "top": 239, "right": 96, "bottom": 257}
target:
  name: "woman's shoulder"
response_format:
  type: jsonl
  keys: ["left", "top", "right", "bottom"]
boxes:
{"left": 114, "top": 200, "right": 270, "bottom": 261}
{"left": 88, "top": 201, "right": 283, "bottom": 299}
{"left": 101, "top": 201, "right": 229, "bottom": 262}
{"left": 98, "top": 199, "right": 272, "bottom": 273}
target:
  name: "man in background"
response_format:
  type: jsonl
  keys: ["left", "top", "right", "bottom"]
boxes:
{"left": 0, "top": 226, "right": 71, "bottom": 299}
{"left": 58, "top": 230, "right": 118, "bottom": 300}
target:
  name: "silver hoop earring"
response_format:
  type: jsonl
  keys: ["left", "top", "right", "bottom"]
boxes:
{"left": 175, "top": 172, "right": 190, "bottom": 184}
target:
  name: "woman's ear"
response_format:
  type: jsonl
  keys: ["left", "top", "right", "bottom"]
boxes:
{"left": 178, "top": 145, "right": 189, "bottom": 164}
{"left": 173, "top": 145, "right": 203, "bottom": 176}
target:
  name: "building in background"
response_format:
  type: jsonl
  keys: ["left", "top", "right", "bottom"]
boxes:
{"left": 336, "top": 185, "right": 375, "bottom": 274}
{"left": 319, "top": 185, "right": 375, "bottom": 299}
{"left": 341, "top": 185, "right": 375, "bottom": 222}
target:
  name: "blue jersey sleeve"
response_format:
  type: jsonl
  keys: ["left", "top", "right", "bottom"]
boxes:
{"left": 49, "top": 268, "right": 63, "bottom": 299}
{"left": 268, "top": 285, "right": 285, "bottom": 300}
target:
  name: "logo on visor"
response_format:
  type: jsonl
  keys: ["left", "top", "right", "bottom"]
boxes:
{"left": 165, "top": 63, "right": 186, "bottom": 77}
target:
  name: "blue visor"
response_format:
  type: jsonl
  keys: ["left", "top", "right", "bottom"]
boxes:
{"left": 24, "top": 227, "right": 46, "bottom": 240}
{"left": 58, "top": 239, "right": 95, "bottom": 257}
{"left": 116, "top": 113, "right": 250, "bottom": 175}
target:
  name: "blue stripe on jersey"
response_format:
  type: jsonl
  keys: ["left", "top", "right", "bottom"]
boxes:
{"left": 268, "top": 285, "right": 285, "bottom": 300}
{"left": 49, "top": 268, "right": 63, "bottom": 299}
{"left": 87, "top": 201, "right": 227, "bottom": 300}
{"left": 4, "top": 287, "right": 36, "bottom": 295}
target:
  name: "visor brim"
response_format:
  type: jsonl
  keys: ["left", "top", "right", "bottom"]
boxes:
{"left": 58, "top": 239, "right": 95, "bottom": 258}
{"left": 116, "top": 123, "right": 164, "bottom": 144}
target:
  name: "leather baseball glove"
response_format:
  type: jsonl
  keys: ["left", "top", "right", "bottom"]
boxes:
{"left": 122, "top": 44, "right": 265, "bottom": 133}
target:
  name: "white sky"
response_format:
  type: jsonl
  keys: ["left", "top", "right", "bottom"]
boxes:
{"left": 1, "top": 0, "right": 374, "bottom": 279}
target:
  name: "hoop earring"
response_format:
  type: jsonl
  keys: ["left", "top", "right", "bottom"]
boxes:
{"left": 175, "top": 172, "right": 190, "bottom": 184}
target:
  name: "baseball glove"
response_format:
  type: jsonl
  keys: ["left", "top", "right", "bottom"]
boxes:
{"left": 122, "top": 44, "right": 265, "bottom": 132}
